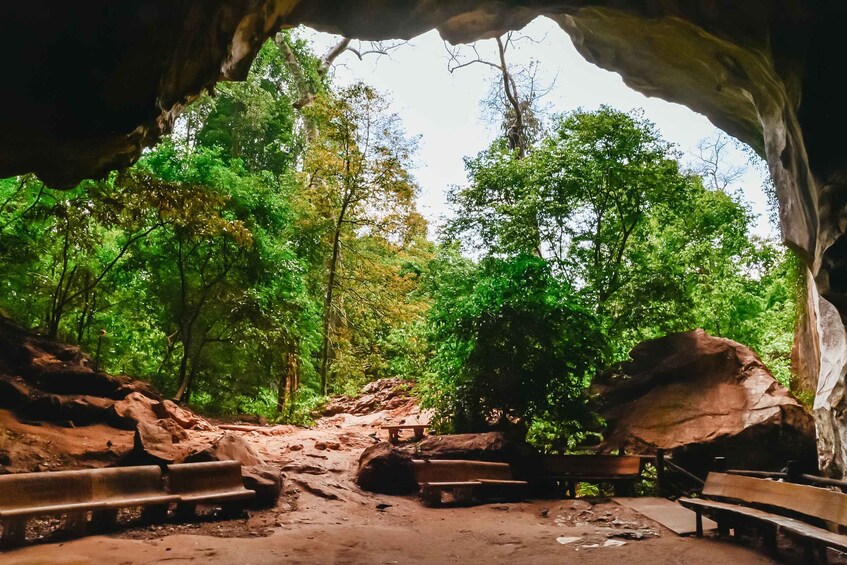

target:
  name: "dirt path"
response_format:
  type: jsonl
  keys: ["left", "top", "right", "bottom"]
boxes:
{"left": 0, "top": 384, "right": 832, "bottom": 564}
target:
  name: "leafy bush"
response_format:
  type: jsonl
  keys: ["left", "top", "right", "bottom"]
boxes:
{"left": 421, "top": 254, "right": 606, "bottom": 440}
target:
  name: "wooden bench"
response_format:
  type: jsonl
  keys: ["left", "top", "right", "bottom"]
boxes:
{"left": 535, "top": 454, "right": 643, "bottom": 497}
{"left": 382, "top": 424, "right": 429, "bottom": 444}
{"left": 679, "top": 472, "right": 847, "bottom": 563}
{"left": 0, "top": 465, "right": 177, "bottom": 546}
{"left": 412, "top": 459, "right": 527, "bottom": 506}
{"left": 167, "top": 461, "right": 255, "bottom": 517}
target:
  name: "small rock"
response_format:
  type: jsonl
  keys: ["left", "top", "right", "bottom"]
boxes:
{"left": 603, "top": 539, "right": 626, "bottom": 548}
{"left": 314, "top": 441, "right": 328, "bottom": 450}
{"left": 288, "top": 444, "right": 303, "bottom": 451}
{"left": 375, "top": 503, "right": 393, "bottom": 511}
{"left": 556, "top": 536, "right": 581, "bottom": 545}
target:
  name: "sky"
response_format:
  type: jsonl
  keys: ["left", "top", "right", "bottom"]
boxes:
{"left": 302, "top": 17, "right": 775, "bottom": 240}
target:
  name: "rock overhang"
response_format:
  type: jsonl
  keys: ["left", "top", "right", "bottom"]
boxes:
{"left": 2, "top": 0, "right": 847, "bottom": 475}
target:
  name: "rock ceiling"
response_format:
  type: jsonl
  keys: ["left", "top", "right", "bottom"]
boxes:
{"left": 2, "top": 0, "right": 846, "bottom": 474}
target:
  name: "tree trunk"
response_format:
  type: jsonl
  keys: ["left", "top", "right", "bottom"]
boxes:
{"left": 319, "top": 221, "right": 343, "bottom": 395}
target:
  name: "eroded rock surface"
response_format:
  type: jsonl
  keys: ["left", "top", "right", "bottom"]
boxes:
{"left": 594, "top": 329, "right": 816, "bottom": 474}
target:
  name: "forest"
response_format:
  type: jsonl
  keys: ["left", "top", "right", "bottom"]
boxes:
{"left": 0, "top": 32, "right": 800, "bottom": 444}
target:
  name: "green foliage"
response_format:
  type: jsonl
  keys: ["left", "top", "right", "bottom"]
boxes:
{"left": 421, "top": 253, "right": 605, "bottom": 440}
{"left": 438, "top": 106, "right": 802, "bottom": 448}
{"left": 0, "top": 33, "right": 432, "bottom": 421}
{"left": 0, "top": 36, "right": 801, "bottom": 444}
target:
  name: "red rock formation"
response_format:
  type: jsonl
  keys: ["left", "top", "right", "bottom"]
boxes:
{"left": 593, "top": 329, "right": 816, "bottom": 473}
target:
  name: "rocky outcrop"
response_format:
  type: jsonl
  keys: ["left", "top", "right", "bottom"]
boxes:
{"left": 594, "top": 329, "right": 816, "bottom": 474}
{"left": 0, "top": 316, "right": 213, "bottom": 437}
{"left": 125, "top": 420, "right": 190, "bottom": 465}
{"left": 3, "top": 2, "right": 847, "bottom": 474}
{"left": 322, "top": 378, "right": 416, "bottom": 416}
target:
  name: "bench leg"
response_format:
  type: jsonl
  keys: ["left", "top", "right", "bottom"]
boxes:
{"left": 414, "top": 428, "right": 424, "bottom": 441}
{"left": 817, "top": 544, "right": 829, "bottom": 565}
{"left": 141, "top": 504, "right": 169, "bottom": 525}
{"left": 566, "top": 480, "right": 576, "bottom": 498}
{"left": 1, "top": 519, "right": 26, "bottom": 547}
{"left": 803, "top": 540, "right": 828, "bottom": 565}
{"left": 421, "top": 486, "right": 442, "bottom": 507}
{"left": 65, "top": 511, "right": 87, "bottom": 537}
{"left": 175, "top": 502, "right": 197, "bottom": 521}
{"left": 695, "top": 512, "right": 703, "bottom": 537}
{"left": 221, "top": 502, "right": 245, "bottom": 519}
{"left": 453, "top": 486, "right": 475, "bottom": 505}
{"left": 91, "top": 509, "right": 119, "bottom": 532}
{"left": 614, "top": 480, "right": 634, "bottom": 497}
{"left": 716, "top": 513, "right": 730, "bottom": 538}
{"left": 761, "top": 524, "right": 777, "bottom": 553}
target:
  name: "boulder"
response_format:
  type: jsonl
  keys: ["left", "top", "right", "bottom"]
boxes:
{"left": 185, "top": 433, "right": 264, "bottom": 466}
{"left": 416, "top": 432, "right": 526, "bottom": 463}
{"left": 108, "top": 392, "right": 159, "bottom": 430}
{"left": 322, "top": 378, "right": 414, "bottom": 417}
{"left": 355, "top": 442, "right": 418, "bottom": 495}
{"left": 127, "top": 420, "right": 185, "bottom": 465}
{"left": 242, "top": 465, "right": 282, "bottom": 509}
{"left": 593, "top": 329, "right": 817, "bottom": 474}
{"left": 153, "top": 399, "right": 213, "bottom": 431}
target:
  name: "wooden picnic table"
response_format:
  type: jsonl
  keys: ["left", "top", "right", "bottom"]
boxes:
{"left": 382, "top": 423, "right": 430, "bottom": 443}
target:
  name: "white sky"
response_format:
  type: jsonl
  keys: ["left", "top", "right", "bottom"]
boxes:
{"left": 302, "top": 17, "right": 775, "bottom": 240}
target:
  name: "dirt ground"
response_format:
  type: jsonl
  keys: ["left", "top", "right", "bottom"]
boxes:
{"left": 0, "top": 386, "right": 841, "bottom": 564}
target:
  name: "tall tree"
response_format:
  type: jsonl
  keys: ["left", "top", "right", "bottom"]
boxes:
{"left": 301, "top": 83, "right": 422, "bottom": 394}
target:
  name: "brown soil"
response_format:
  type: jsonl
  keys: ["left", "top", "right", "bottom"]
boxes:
{"left": 0, "top": 381, "right": 842, "bottom": 564}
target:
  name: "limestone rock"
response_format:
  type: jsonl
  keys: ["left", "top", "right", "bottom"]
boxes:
{"left": 416, "top": 432, "right": 525, "bottom": 463}
{"left": 593, "top": 329, "right": 817, "bottom": 474}
{"left": 108, "top": 392, "right": 159, "bottom": 430}
{"left": 242, "top": 465, "right": 282, "bottom": 509}
{"left": 128, "top": 420, "right": 183, "bottom": 465}
{"left": 185, "top": 432, "right": 265, "bottom": 466}
{"left": 322, "top": 378, "right": 414, "bottom": 416}
{"left": 22, "top": 394, "right": 114, "bottom": 425}
{"left": 355, "top": 442, "right": 418, "bottom": 495}
{"left": 153, "top": 399, "right": 213, "bottom": 431}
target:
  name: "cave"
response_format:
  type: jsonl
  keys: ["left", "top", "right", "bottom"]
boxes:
{"left": 2, "top": 1, "right": 846, "bottom": 476}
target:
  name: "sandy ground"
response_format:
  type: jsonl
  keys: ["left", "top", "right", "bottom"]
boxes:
{"left": 0, "top": 390, "right": 840, "bottom": 564}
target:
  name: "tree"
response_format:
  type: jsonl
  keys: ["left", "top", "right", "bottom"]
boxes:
{"left": 422, "top": 252, "right": 604, "bottom": 440}
{"left": 300, "top": 83, "right": 423, "bottom": 394}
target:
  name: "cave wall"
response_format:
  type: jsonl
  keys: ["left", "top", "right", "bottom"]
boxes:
{"left": 2, "top": 0, "right": 847, "bottom": 474}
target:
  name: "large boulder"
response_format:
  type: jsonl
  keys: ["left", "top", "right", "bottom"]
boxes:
{"left": 125, "top": 419, "right": 188, "bottom": 465}
{"left": 108, "top": 392, "right": 160, "bottom": 430}
{"left": 153, "top": 399, "right": 213, "bottom": 431}
{"left": 355, "top": 442, "right": 418, "bottom": 495}
{"left": 416, "top": 432, "right": 529, "bottom": 463}
{"left": 242, "top": 465, "right": 282, "bottom": 509}
{"left": 185, "top": 432, "right": 265, "bottom": 466}
{"left": 593, "top": 329, "right": 817, "bottom": 474}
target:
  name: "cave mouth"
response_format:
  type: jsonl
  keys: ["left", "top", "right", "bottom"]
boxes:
{"left": 0, "top": 1, "right": 844, "bottom": 480}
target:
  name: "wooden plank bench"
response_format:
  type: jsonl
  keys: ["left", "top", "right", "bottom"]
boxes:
{"left": 382, "top": 424, "right": 429, "bottom": 444}
{"left": 167, "top": 461, "right": 255, "bottom": 517}
{"left": 412, "top": 459, "right": 527, "bottom": 506}
{"left": 536, "top": 454, "right": 643, "bottom": 497}
{"left": 679, "top": 472, "right": 847, "bottom": 564}
{"left": 0, "top": 465, "right": 176, "bottom": 546}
